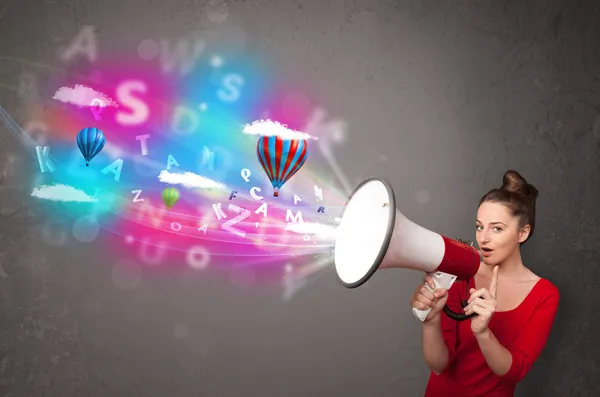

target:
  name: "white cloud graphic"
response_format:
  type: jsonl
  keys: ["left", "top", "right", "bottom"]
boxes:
{"left": 52, "top": 84, "right": 119, "bottom": 108}
{"left": 284, "top": 221, "right": 337, "bottom": 239}
{"left": 242, "top": 119, "right": 318, "bottom": 140}
{"left": 158, "top": 170, "right": 227, "bottom": 189}
{"left": 31, "top": 184, "right": 98, "bottom": 203}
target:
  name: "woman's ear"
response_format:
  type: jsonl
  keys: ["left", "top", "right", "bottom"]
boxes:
{"left": 518, "top": 225, "right": 531, "bottom": 243}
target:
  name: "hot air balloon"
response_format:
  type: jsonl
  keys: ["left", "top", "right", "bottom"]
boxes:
{"left": 76, "top": 127, "right": 106, "bottom": 166}
{"left": 162, "top": 187, "right": 180, "bottom": 209}
{"left": 256, "top": 136, "right": 308, "bottom": 197}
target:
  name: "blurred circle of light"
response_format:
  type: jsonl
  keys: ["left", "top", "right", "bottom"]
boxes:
{"left": 112, "top": 258, "right": 143, "bottom": 290}
{"left": 41, "top": 220, "right": 69, "bottom": 246}
{"left": 206, "top": 0, "right": 229, "bottom": 23}
{"left": 416, "top": 190, "right": 431, "bottom": 204}
{"left": 72, "top": 215, "right": 100, "bottom": 243}
{"left": 174, "top": 324, "right": 189, "bottom": 339}
{"left": 186, "top": 245, "right": 211, "bottom": 270}
{"left": 137, "top": 40, "right": 160, "bottom": 61}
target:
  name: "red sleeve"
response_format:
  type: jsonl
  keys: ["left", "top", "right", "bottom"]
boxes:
{"left": 498, "top": 281, "right": 560, "bottom": 384}
{"left": 439, "top": 281, "right": 463, "bottom": 372}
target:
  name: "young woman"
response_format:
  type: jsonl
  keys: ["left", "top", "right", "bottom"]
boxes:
{"left": 410, "top": 170, "right": 560, "bottom": 397}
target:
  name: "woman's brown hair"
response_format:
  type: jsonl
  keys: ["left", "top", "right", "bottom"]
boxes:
{"left": 479, "top": 170, "right": 539, "bottom": 244}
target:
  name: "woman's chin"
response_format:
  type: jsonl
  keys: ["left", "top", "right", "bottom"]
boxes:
{"left": 482, "top": 257, "right": 498, "bottom": 266}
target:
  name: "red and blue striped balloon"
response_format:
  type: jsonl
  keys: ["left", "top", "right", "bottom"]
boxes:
{"left": 256, "top": 136, "right": 308, "bottom": 197}
{"left": 76, "top": 127, "right": 106, "bottom": 166}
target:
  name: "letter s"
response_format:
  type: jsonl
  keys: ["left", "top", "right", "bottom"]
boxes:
{"left": 217, "top": 74, "right": 244, "bottom": 102}
{"left": 115, "top": 80, "right": 150, "bottom": 126}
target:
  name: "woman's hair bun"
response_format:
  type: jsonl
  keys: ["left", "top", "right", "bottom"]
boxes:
{"left": 501, "top": 170, "right": 539, "bottom": 200}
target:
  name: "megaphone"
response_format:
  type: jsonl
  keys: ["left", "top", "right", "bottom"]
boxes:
{"left": 333, "top": 177, "right": 481, "bottom": 322}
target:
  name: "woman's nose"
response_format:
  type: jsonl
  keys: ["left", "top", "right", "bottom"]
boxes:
{"left": 480, "top": 231, "right": 491, "bottom": 242}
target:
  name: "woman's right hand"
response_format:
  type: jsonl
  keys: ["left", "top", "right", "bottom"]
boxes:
{"left": 410, "top": 275, "right": 449, "bottom": 322}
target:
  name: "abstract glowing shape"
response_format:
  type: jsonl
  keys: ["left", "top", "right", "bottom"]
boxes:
{"left": 76, "top": 127, "right": 105, "bottom": 166}
{"left": 162, "top": 187, "right": 180, "bottom": 209}
{"left": 256, "top": 136, "right": 308, "bottom": 197}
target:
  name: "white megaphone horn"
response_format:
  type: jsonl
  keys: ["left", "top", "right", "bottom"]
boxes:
{"left": 333, "top": 177, "right": 482, "bottom": 322}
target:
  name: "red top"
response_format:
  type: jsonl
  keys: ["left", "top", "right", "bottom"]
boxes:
{"left": 424, "top": 277, "right": 560, "bottom": 397}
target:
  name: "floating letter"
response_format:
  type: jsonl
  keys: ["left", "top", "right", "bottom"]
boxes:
{"left": 186, "top": 245, "right": 210, "bottom": 269}
{"left": 293, "top": 195, "right": 302, "bottom": 205}
{"left": 139, "top": 237, "right": 167, "bottom": 265}
{"left": 241, "top": 168, "right": 251, "bottom": 182}
{"left": 136, "top": 199, "right": 167, "bottom": 228}
{"left": 286, "top": 209, "right": 304, "bottom": 223}
{"left": 19, "top": 73, "right": 38, "bottom": 101}
{"left": 317, "top": 206, "right": 325, "bottom": 213}
{"left": 166, "top": 154, "right": 179, "bottom": 170}
{"left": 35, "top": 146, "right": 55, "bottom": 173}
{"left": 136, "top": 134, "right": 150, "bottom": 155}
{"left": 116, "top": 80, "right": 149, "bottom": 126}
{"left": 255, "top": 202, "right": 268, "bottom": 217}
{"left": 131, "top": 189, "right": 144, "bottom": 203}
{"left": 60, "top": 26, "right": 97, "bottom": 62}
{"left": 217, "top": 74, "right": 244, "bottom": 102}
{"left": 101, "top": 159, "right": 123, "bottom": 181}
{"left": 250, "top": 187, "right": 263, "bottom": 201}
{"left": 229, "top": 191, "right": 238, "bottom": 200}
{"left": 90, "top": 98, "right": 105, "bottom": 120}
{"left": 201, "top": 146, "right": 215, "bottom": 170}
{"left": 24, "top": 121, "right": 49, "bottom": 145}
{"left": 160, "top": 38, "right": 206, "bottom": 76}
{"left": 222, "top": 204, "right": 250, "bottom": 238}
{"left": 212, "top": 203, "right": 227, "bottom": 220}
{"left": 314, "top": 185, "right": 323, "bottom": 201}
{"left": 171, "top": 106, "right": 199, "bottom": 134}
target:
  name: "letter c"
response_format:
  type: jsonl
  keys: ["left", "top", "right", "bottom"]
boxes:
{"left": 250, "top": 187, "right": 263, "bottom": 201}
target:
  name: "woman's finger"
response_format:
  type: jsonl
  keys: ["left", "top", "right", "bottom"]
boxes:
{"left": 423, "top": 275, "right": 436, "bottom": 290}
{"left": 415, "top": 295, "right": 434, "bottom": 307}
{"left": 470, "top": 304, "right": 491, "bottom": 317}
{"left": 412, "top": 301, "right": 430, "bottom": 310}
{"left": 468, "top": 288, "right": 492, "bottom": 303}
{"left": 489, "top": 266, "right": 499, "bottom": 298}
{"left": 464, "top": 298, "right": 494, "bottom": 314}
{"left": 465, "top": 302, "right": 489, "bottom": 316}
{"left": 420, "top": 285, "right": 436, "bottom": 301}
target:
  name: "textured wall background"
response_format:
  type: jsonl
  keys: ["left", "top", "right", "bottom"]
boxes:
{"left": 1, "top": 0, "right": 599, "bottom": 396}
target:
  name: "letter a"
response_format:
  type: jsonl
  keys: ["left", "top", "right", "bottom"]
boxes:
{"left": 59, "top": 26, "right": 97, "bottom": 62}
{"left": 101, "top": 159, "right": 124, "bottom": 181}
{"left": 166, "top": 154, "right": 179, "bottom": 170}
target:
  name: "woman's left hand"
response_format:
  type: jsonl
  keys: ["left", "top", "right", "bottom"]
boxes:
{"left": 464, "top": 266, "right": 499, "bottom": 334}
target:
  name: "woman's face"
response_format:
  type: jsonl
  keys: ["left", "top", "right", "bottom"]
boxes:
{"left": 475, "top": 201, "right": 529, "bottom": 265}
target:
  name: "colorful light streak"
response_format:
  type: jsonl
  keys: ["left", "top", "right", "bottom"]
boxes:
{"left": 0, "top": 45, "right": 352, "bottom": 286}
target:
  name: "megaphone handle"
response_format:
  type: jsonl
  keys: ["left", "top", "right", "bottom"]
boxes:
{"left": 412, "top": 271, "right": 457, "bottom": 322}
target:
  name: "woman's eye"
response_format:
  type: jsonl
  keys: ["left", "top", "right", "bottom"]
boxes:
{"left": 493, "top": 227, "right": 502, "bottom": 232}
